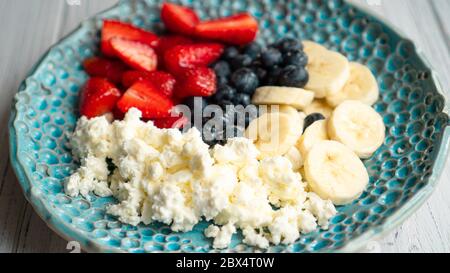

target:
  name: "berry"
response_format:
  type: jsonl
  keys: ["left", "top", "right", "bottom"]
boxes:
{"left": 243, "top": 42, "right": 262, "bottom": 59}
{"left": 277, "top": 65, "right": 309, "bottom": 87}
{"left": 79, "top": 78, "right": 122, "bottom": 118}
{"left": 222, "top": 47, "right": 240, "bottom": 61}
{"left": 251, "top": 66, "right": 267, "bottom": 81}
{"left": 217, "top": 76, "right": 229, "bottom": 86}
{"left": 110, "top": 38, "right": 158, "bottom": 72}
{"left": 194, "top": 13, "right": 258, "bottom": 45}
{"left": 83, "top": 57, "right": 127, "bottom": 84}
{"left": 213, "top": 84, "right": 236, "bottom": 102}
{"left": 122, "top": 70, "right": 176, "bottom": 97}
{"left": 213, "top": 61, "right": 231, "bottom": 78}
{"left": 117, "top": 80, "right": 174, "bottom": 119}
{"left": 156, "top": 35, "right": 193, "bottom": 65}
{"left": 303, "top": 113, "right": 326, "bottom": 132}
{"left": 174, "top": 67, "right": 217, "bottom": 98}
{"left": 230, "top": 68, "right": 259, "bottom": 94}
{"left": 230, "top": 54, "right": 253, "bottom": 69}
{"left": 264, "top": 66, "right": 282, "bottom": 85}
{"left": 261, "top": 47, "right": 282, "bottom": 67}
{"left": 153, "top": 115, "right": 189, "bottom": 129}
{"left": 182, "top": 96, "right": 208, "bottom": 111}
{"left": 283, "top": 50, "right": 308, "bottom": 67}
{"left": 161, "top": 3, "right": 200, "bottom": 36}
{"left": 275, "top": 37, "right": 303, "bottom": 53}
{"left": 233, "top": 93, "right": 251, "bottom": 106}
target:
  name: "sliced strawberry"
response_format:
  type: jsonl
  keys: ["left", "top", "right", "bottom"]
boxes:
{"left": 161, "top": 3, "right": 200, "bottom": 36}
{"left": 110, "top": 38, "right": 158, "bottom": 72}
{"left": 164, "top": 43, "right": 224, "bottom": 75}
{"left": 175, "top": 67, "right": 216, "bottom": 98}
{"left": 121, "top": 70, "right": 176, "bottom": 97}
{"left": 156, "top": 35, "right": 193, "bottom": 55}
{"left": 83, "top": 57, "right": 128, "bottom": 84}
{"left": 80, "top": 78, "right": 122, "bottom": 118}
{"left": 194, "top": 13, "right": 258, "bottom": 45}
{"left": 117, "top": 80, "right": 174, "bottom": 119}
{"left": 101, "top": 20, "right": 159, "bottom": 56}
{"left": 153, "top": 115, "right": 189, "bottom": 129}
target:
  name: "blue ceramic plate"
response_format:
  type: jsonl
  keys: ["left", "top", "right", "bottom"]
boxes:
{"left": 9, "top": 0, "right": 450, "bottom": 253}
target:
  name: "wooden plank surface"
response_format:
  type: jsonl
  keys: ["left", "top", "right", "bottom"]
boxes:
{"left": 0, "top": 0, "right": 449, "bottom": 253}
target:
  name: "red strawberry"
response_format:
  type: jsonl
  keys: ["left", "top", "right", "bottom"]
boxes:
{"left": 117, "top": 80, "right": 174, "bottom": 119}
{"left": 194, "top": 13, "right": 258, "bottom": 45}
{"left": 83, "top": 57, "right": 128, "bottom": 84}
{"left": 101, "top": 20, "right": 159, "bottom": 56}
{"left": 156, "top": 35, "right": 193, "bottom": 55}
{"left": 161, "top": 3, "right": 200, "bottom": 36}
{"left": 175, "top": 67, "right": 216, "bottom": 98}
{"left": 121, "top": 70, "right": 176, "bottom": 97}
{"left": 80, "top": 78, "right": 122, "bottom": 118}
{"left": 110, "top": 38, "right": 158, "bottom": 72}
{"left": 153, "top": 115, "right": 189, "bottom": 129}
{"left": 164, "top": 43, "right": 224, "bottom": 75}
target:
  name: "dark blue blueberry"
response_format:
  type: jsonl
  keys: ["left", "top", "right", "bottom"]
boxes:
{"left": 230, "top": 54, "right": 253, "bottom": 69}
{"left": 233, "top": 93, "right": 251, "bottom": 106}
{"left": 250, "top": 65, "right": 267, "bottom": 81}
{"left": 275, "top": 37, "right": 303, "bottom": 53}
{"left": 244, "top": 106, "right": 260, "bottom": 127}
{"left": 264, "top": 66, "right": 282, "bottom": 85}
{"left": 243, "top": 42, "right": 262, "bottom": 59}
{"left": 213, "top": 85, "right": 236, "bottom": 102}
{"left": 223, "top": 46, "right": 240, "bottom": 61}
{"left": 231, "top": 68, "right": 259, "bottom": 95}
{"left": 303, "top": 113, "right": 326, "bottom": 132}
{"left": 213, "top": 61, "right": 231, "bottom": 78}
{"left": 277, "top": 65, "right": 309, "bottom": 87}
{"left": 261, "top": 47, "right": 283, "bottom": 67}
{"left": 217, "top": 75, "right": 229, "bottom": 86}
{"left": 283, "top": 50, "right": 308, "bottom": 67}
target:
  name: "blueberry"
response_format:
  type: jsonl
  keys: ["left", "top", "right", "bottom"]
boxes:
{"left": 233, "top": 93, "right": 251, "bottom": 106}
{"left": 277, "top": 65, "right": 309, "bottom": 87}
{"left": 261, "top": 47, "right": 283, "bottom": 67}
{"left": 250, "top": 65, "right": 267, "bottom": 81}
{"left": 283, "top": 50, "right": 308, "bottom": 67}
{"left": 244, "top": 106, "right": 260, "bottom": 127}
{"left": 230, "top": 54, "right": 253, "bottom": 69}
{"left": 303, "top": 113, "right": 326, "bottom": 132}
{"left": 217, "top": 75, "right": 229, "bottom": 86}
{"left": 223, "top": 46, "right": 240, "bottom": 61}
{"left": 213, "top": 61, "right": 231, "bottom": 78}
{"left": 243, "top": 42, "right": 262, "bottom": 59}
{"left": 275, "top": 37, "right": 303, "bottom": 53}
{"left": 231, "top": 68, "right": 259, "bottom": 95}
{"left": 213, "top": 85, "right": 236, "bottom": 102}
{"left": 264, "top": 66, "right": 282, "bottom": 85}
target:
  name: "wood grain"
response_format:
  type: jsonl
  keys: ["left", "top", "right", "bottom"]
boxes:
{"left": 0, "top": 0, "right": 448, "bottom": 253}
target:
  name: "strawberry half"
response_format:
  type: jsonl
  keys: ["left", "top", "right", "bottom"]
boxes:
{"left": 80, "top": 77, "right": 122, "bottom": 118}
{"left": 83, "top": 57, "right": 128, "bottom": 84}
{"left": 101, "top": 20, "right": 159, "bottom": 56}
{"left": 194, "top": 13, "right": 258, "bottom": 45}
{"left": 164, "top": 43, "right": 224, "bottom": 75}
{"left": 117, "top": 80, "right": 174, "bottom": 119}
{"left": 110, "top": 38, "right": 158, "bottom": 72}
{"left": 175, "top": 67, "right": 216, "bottom": 98}
{"left": 122, "top": 70, "right": 176, "bottom": 97}
{"left": 161, "top": 3, "right": 200, "bottom": 36}
{"left": 153, "top": 115, "right": 189, "bottom": 129}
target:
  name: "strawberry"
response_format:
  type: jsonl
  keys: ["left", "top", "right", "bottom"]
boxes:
{"left": 175, "top": 67, "right": 216, "bottom": 98}
{"left": 121, "top": 70, "right": 176, "bottom": 97}
{"left": 153, "top": 115, "right": 189, "bottom": 129}
{"left": 110, "top": 38, "right": 158, "bottom": 72}
{"left": 83, "top": 57, "right": 128, "bottom": 84}
{"left": 117, "top": 80, "right": 174, "bottom": 119}
{"left": 101, "top": 20, "right": 159, "bottom": 56}
{"left": 156, "top": 35, "right": 193, "bottom": 68}
{"left": 161, "top": 3, "right": 200, "bottom": 36}
{"left": 80, "top": 77, "right": 122, "bottom": 118}
{"left": 194, "top": 13, "right": 258, "bottom": 45}
{"left": 164, "top": 43, "right": 224, "bottom": 75}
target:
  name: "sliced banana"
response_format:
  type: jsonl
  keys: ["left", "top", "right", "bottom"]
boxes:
{"left": 296, "top": 119, "right": 328, "bottom": 157}
{"left": 283, "top": 146, "right": 304, "bottom": 171}
{"left": 245, "top": 112, "right": 302, "bottom": 158}
{"left": 252, "top": 86, "right": 314, "bottom": 110}
{"left": 303, "top": 41, "right": 350, "bottom": 98}
{"left": 326, "top": 62, "right": 379, "bottom": 107}
{"left": 262, "top": 105, "right": 299, "bottom": 117}
{"left": 328, "top": 100, "right": 385, "bottom": 159}
{"left": 304, "top": 99, "right": 334, "bottom": 118}
{"left": 304, "top": 140, "right": 369, "bottom": 205}
{"left": 303, "top": 40, "right": 327, "bottom": 52}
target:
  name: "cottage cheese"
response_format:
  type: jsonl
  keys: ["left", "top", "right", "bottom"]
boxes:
{"left": 66, "top": 108, "right": 337, "bottom": 249}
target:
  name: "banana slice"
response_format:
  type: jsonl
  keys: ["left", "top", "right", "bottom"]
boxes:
{"left": 304, "top": 99, "right": 334, "bottom": 118}
{"left": 328, "top": 100, "right": 385, "bottom": 159}
{"left": 262, "top": 105, "right": 299, "bottom": 118}
{"left": 296, "top": 119, "right": 328, "bottom": 157}
{"left": 303, "top": 40, "right": 327, "bottom": 52}
{"left": 252, "top": 86, "right": 315, "bottom": 110}
{"left": 326, "top": 62, "right": 379, "bottom": 107}
{"left": 245, "top": 112, "right": 302, "bottom": 158}
{"left": 303, "top": 41, "right": 350, "bottom": 98}
{"left": 284, "top": 146, "right": 304, "bottom": 171}
{"left": 304, "top": 140, "right": 369, "bottom": 205}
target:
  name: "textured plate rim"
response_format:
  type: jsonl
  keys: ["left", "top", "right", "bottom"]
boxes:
{"left": 8, "top": 0, "right": 450, "bottom": 253}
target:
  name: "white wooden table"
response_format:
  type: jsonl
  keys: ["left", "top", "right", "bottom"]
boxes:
{"left": 0, "top": 0, "right": 448, "bottom": 253}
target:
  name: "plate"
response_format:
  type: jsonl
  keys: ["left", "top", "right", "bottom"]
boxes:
{"left": 9, "top": 0, "right": 450, "bottom": 253}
